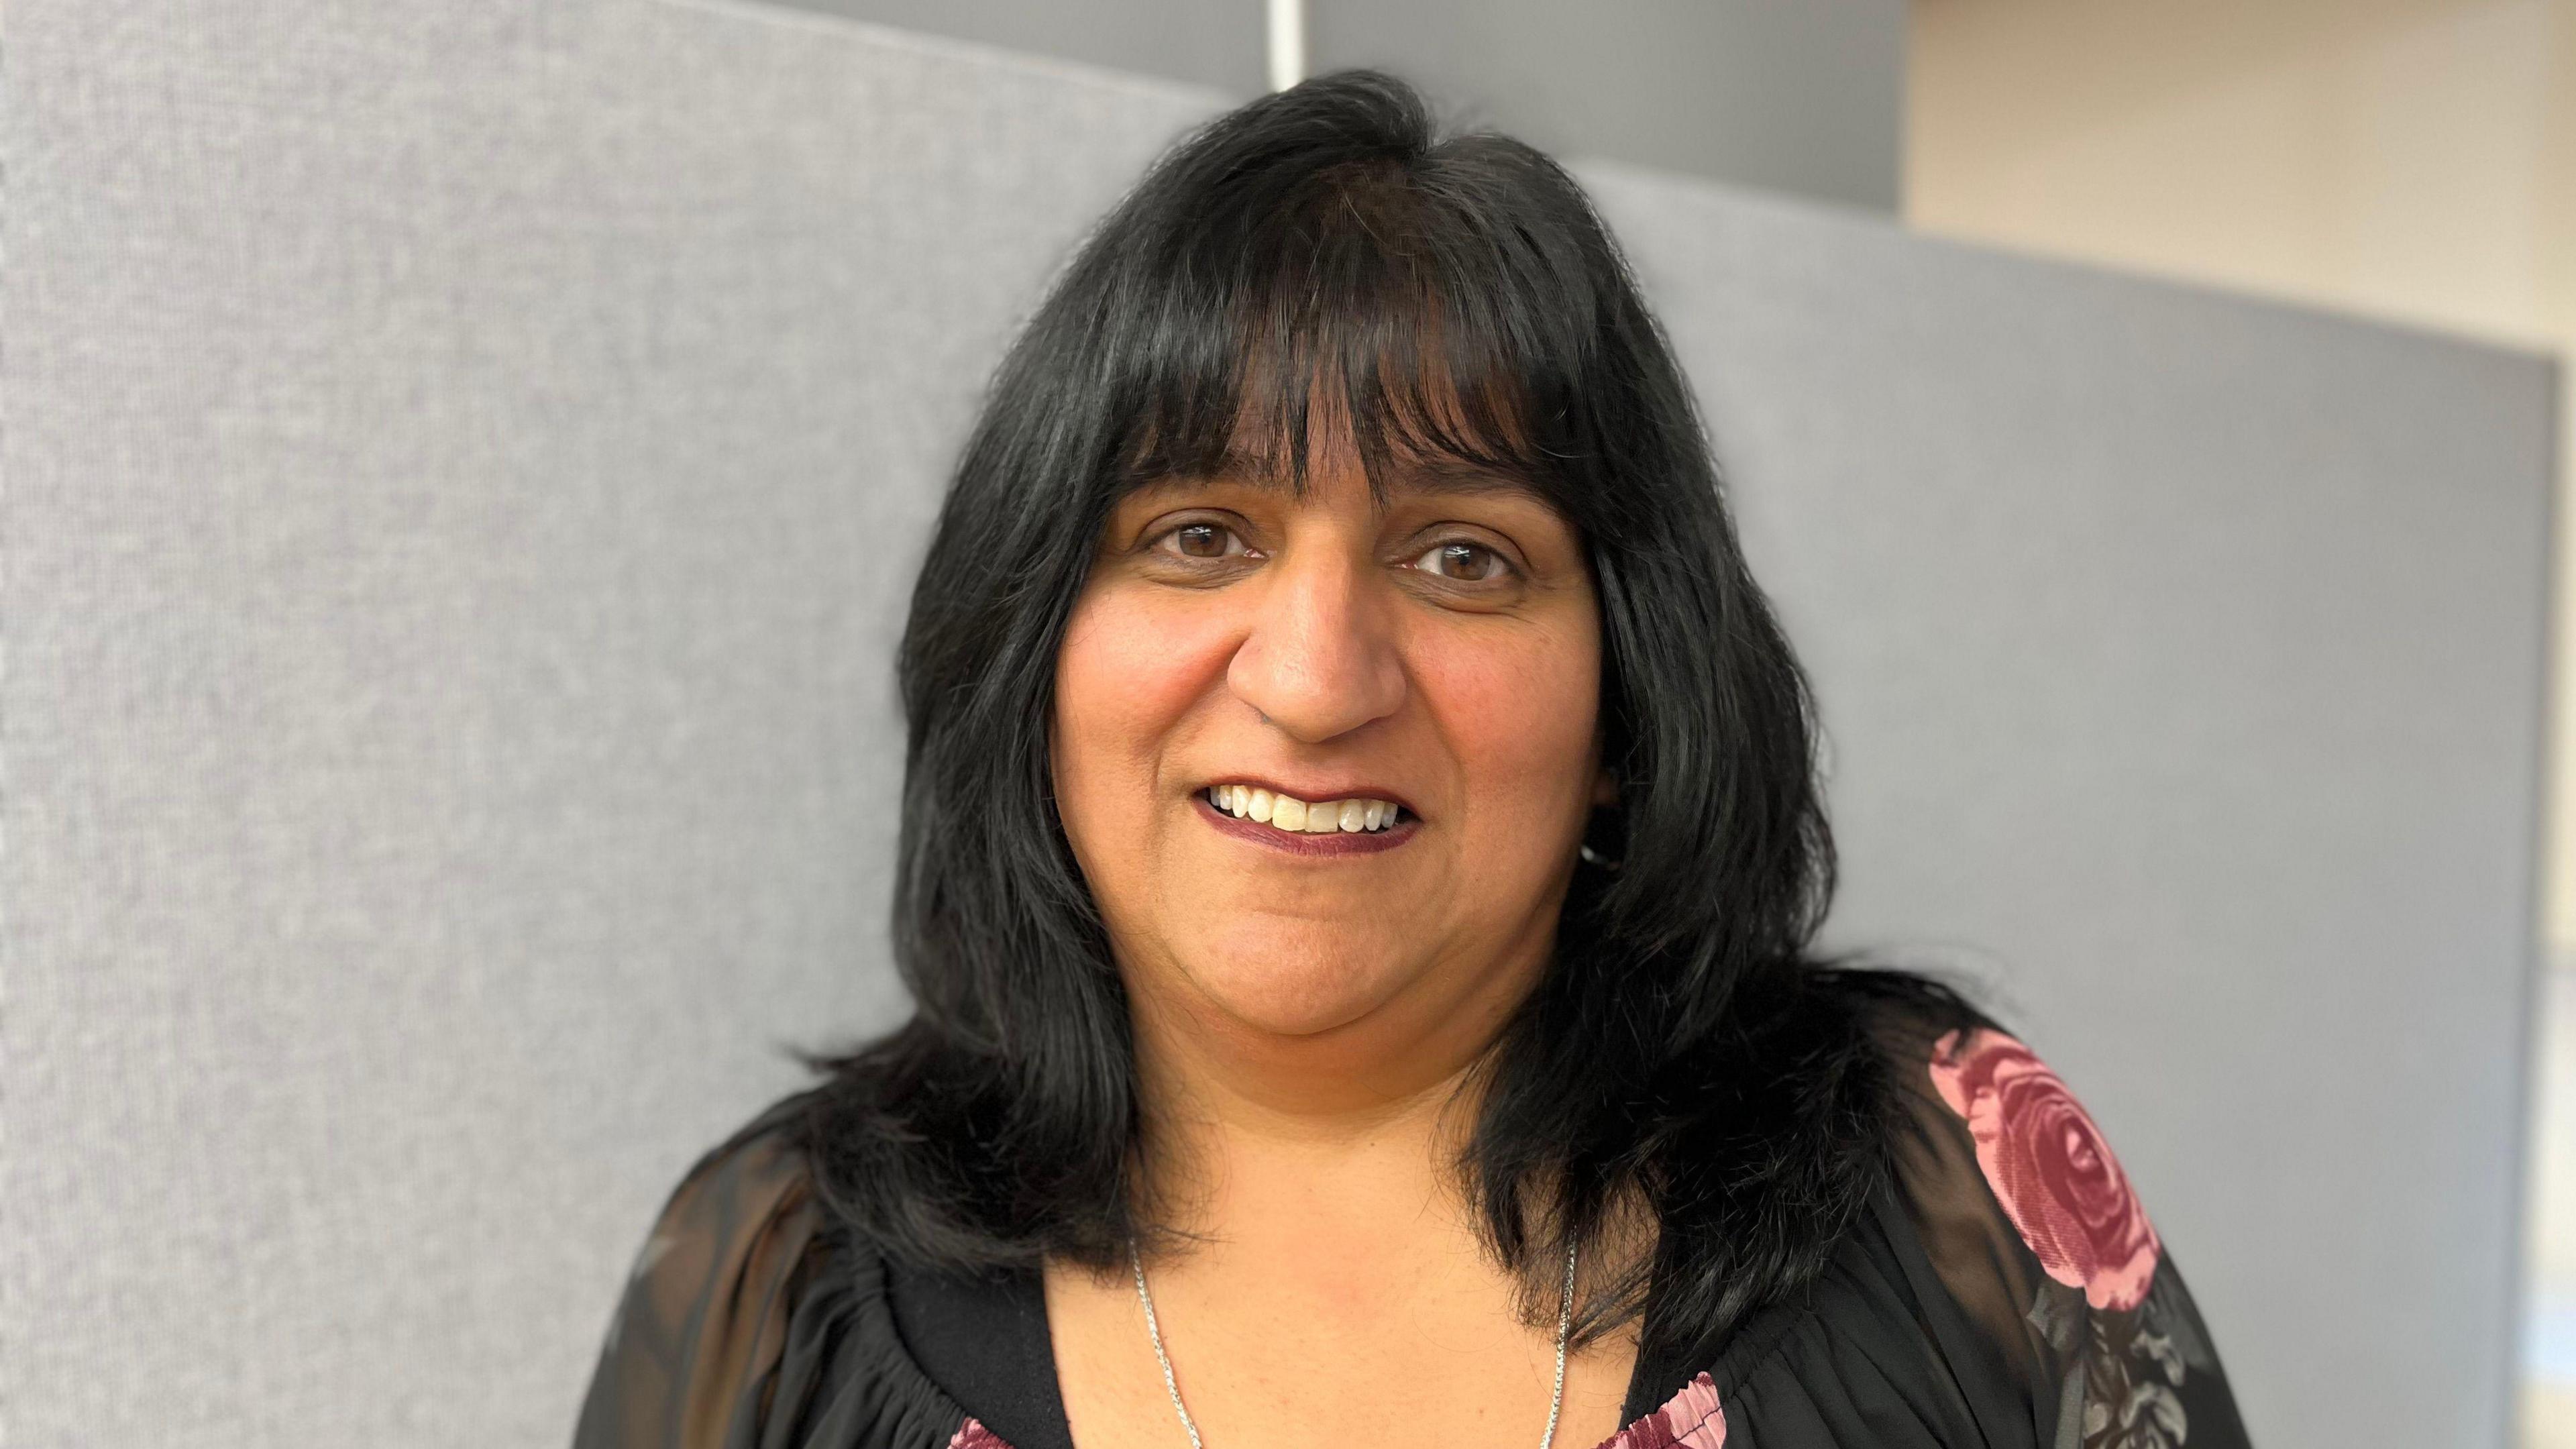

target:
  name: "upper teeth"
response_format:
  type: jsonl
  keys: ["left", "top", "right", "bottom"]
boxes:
{"left": 1208, "top": 784, "right": 1403, "bottom": 833}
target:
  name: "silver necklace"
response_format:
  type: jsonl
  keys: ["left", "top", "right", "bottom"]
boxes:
{"left": 1126, "top": 1233, "right": 1582, "bottom": 1449}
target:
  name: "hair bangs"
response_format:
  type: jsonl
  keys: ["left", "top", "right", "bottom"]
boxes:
{"left": 1112, "top": 165, "right": 1579, "bottom": 510}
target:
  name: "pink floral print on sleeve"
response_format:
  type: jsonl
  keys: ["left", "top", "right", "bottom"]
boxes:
{"left": 1927, "top": 1027, "right": 2162, "bottom": 1311}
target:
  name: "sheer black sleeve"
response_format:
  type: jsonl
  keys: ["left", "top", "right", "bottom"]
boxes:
{"left": 1890, "top": 1018, "right": 2250, "bottom": 1447}
{"left": 1649, "top": 1011, "right": 2259, "bottom": 1449}
{"left": 568, "top": 1095, "right": 979, "bottom": 1449}
{"left": 571, "top": 1108, "right": 829, "bottom": 1449}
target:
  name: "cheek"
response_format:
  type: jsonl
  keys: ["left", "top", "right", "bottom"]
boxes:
{"left": 1411, "top": 617, "right": 1601, "bottom": 820}
{"left": 1051, "top": 590, "right": 1237, "bottom": 820}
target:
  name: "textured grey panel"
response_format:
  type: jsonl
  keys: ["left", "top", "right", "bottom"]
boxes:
{"left": 1311, "top": 0, "right": 1904, "bottom": 211}
{"left": 1576, "top": 162, "right": 2556, "bottom": 1449}
{"left": 4, "top": 2, "right": 2554, "bottom": 1446}
{"left": 1, "top": 1, "right": 1218, "bottom": 1443}
{"left": 757, "top": 0, "right": 1267, "bottom": 98}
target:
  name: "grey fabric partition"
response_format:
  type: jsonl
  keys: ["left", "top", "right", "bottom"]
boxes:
{"left": 2, "top": 2, "right": 2555, "bottom": 1447}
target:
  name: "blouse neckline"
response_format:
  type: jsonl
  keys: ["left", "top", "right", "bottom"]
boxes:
{"left": 883, "top": 1243, "right": 1723, "bottom": 1449}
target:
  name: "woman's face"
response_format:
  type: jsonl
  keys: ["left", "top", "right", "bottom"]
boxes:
{"left": 1050, "top": 417, "right": 1613, "bottom": 1090}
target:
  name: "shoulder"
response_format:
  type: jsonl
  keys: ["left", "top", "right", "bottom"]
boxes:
{"left": 641, "top": 1090, "right": 834, "bottom": 1284}
{"left": 1799, "top": 967, "right": 2174, "bottom": 1344}
{"left": 575, "top": 1089, "right": 859, "bottom": 1446}
{"left": 1809, "top": 961, "right": 2167, "bottom": 1305}
{"left": 1870, "top": 1006, "right": 2166, "bottom": 1316}
{"left": 603, "top": 1091, "right": 835, "bottom": 1334}
{"left": 1835, "top": 994, "right": 2256, "bottom": 1446}
{"left": 1781, "top": 962, "right": 2158, "bottom": 1285}
{"left": 578, "top": 1087, "right": 990, "bottom": 1448}
{"left": 1640, "top": 973, "right": 2256, "bottom": 1447}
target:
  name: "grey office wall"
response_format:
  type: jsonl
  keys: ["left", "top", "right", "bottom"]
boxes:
{"left": 1309, "top": 0, "right": 1905, "bottom": 211}
{"left": 1, "top": 3, "right": 2553, "bottom": 1448}
{"left": 751, "top": 0, "right": 1269, "bottom": 99}
{"left": 759, "top": 0, "right": 1906, "bottom": 211}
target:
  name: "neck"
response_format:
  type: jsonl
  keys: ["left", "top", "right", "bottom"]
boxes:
{"left": 1120, "top": 929, "right": 1552, "bottom": 1251}
{"left": 1097, "top": 927, "right": 1663, "bottom": 1386}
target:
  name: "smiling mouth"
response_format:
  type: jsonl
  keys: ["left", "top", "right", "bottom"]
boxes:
{"left": 1195, "top": 786, "right": 1418, "bottom": 855}
{"left": 1202, "top": 784, "right": 1407, "bottom": 835}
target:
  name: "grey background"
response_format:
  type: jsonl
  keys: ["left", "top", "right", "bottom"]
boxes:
{"left": 751, "top": 0, "right": 1272, "bottom": 99}
{"left": 1, "top": 1, "right": 2555, "bottom": 1446}
{"left": 765, "top": 0, "right": 1907, "bottom": 211}
{"left": 1310, "top": 1, "right": 1904, "bottom": 212}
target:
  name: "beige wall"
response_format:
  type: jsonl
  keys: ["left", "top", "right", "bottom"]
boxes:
{"left": 1911, "top": 0, "right": 2572, "bottom": 349}
{"left": 1909, "top": 1, "right": 2575, "bottom": 1440}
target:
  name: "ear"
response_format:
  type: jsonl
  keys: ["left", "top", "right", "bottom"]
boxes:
{"left": 1591, "top": 765, "right": 1620, "bottom": 809}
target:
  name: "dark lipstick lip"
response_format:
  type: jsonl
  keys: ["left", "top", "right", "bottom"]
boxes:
{"left": 1193, "top": 789, "right": 1419, "bottom": 856}
{"left": 1199, "top": 777, "right": 1419, "bottom": 819}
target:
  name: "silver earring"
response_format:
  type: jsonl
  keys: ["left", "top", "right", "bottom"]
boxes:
{"left": 1578, "top": 799, "right": 1625, "bottom": 871}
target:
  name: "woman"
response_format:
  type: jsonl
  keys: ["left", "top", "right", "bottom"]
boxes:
{"left": 574, "top": 71, "right": 2253, "bottom": 1449}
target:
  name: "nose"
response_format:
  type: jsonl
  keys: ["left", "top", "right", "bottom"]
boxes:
{"left": 1226, "top": 546, "right": 1406, "bottom": 742}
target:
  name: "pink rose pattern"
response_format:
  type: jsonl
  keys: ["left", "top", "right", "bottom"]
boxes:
{"left": 1927, "top": 1026, "right": 2161, "bottom": 1311}
{"left": 1931, "top": 1026, "right": 2212, "bottom": 1449}
{"left": 946, "top": 1371, "right": 1725, "bottom": 1449}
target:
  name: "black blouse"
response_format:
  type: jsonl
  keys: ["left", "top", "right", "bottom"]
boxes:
{"left": 572, "top": 1016, "right": 2255, "bottom": 1449}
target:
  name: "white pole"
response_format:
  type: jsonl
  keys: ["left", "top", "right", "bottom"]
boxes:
{"left": 1267, "top": 0, "right": 1305, "bottom": 92}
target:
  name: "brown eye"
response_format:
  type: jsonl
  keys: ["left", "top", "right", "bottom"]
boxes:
{"left": 1411, "top": 539, "right": 1512, "bottom": 582}
{"left": 1152, "top": 520, "right": 1250, "bottom": 562}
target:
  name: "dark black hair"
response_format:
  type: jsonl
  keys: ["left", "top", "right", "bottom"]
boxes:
{"left": 792, "top": 68, "right": 2005, "bottom": 1368}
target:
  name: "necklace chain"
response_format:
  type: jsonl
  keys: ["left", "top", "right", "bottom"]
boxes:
{"left": 1126, "top": 1233, "right": 1582, "bottom": 1449}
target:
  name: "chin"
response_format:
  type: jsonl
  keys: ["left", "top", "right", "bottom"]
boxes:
{"left": 1179, "top": 931, "right": 1415, "bottom": 1039}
